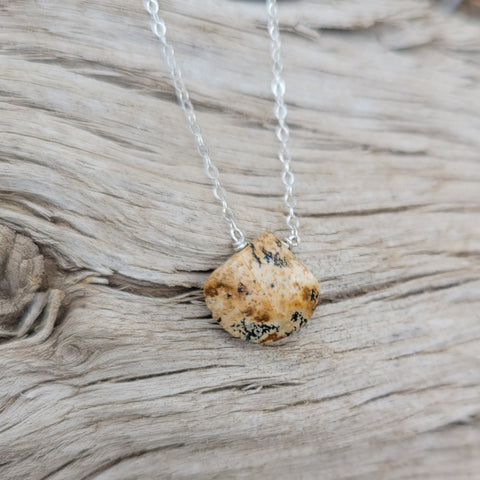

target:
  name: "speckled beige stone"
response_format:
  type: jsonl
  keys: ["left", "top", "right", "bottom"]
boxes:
{"left": 204, "top": 232, "right": 320, "bottom": 343}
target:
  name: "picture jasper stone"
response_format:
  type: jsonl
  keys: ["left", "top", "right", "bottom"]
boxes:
{"left": 204, "top": 232, "right": 320, "bottom": 343}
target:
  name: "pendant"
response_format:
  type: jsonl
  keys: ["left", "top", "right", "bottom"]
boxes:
{"left": 204, "top": 232, "right": 320, "bottom": 343}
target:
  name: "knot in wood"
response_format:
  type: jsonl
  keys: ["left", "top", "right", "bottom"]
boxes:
{"left": 0, "top": 225, "right": 45, "bottom": 333}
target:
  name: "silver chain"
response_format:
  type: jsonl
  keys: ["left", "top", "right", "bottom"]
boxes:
{"left": 266, "top": 0, "right": 300, "bottom": 249}
{"left": 144, "top": 0, "right": 300, "bottom": 250}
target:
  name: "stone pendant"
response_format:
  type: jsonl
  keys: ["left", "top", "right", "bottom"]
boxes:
{"left": 204, "top": 232, "right": 320, "bottom": 344}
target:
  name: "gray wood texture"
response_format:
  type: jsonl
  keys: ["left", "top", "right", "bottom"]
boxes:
{"left": 1, "top": 1, "right": 480, "bottom": 479}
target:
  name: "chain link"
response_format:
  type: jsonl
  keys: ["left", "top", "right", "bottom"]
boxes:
{"left": 144, "top": 0, "right": 300, "bottom": 250}
{"left": 266, "top": 0, "right": 300, "bottom": 249}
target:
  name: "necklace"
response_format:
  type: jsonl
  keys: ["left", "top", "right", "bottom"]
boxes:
{"left": 144, "top": 0, "right": 320, "bottom": 343}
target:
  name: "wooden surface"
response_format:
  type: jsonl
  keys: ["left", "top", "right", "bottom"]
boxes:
{"left": 1, "top": 1, "right": 480, "bottom": 479}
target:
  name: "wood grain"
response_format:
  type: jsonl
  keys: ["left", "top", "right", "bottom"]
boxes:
{"left": 1, "top": 1, "right": 479, "bottom": 479}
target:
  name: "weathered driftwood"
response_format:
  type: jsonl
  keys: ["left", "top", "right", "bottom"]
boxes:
{"left": 1, "top": 1, "right": 480, "bottom": 479}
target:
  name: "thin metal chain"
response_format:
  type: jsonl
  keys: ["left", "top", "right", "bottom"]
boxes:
{"left": 266, "top": 0, "right": 300, "bottom": 249}
{"left": 144, "top": 0, "right": 299, "bottom": 250}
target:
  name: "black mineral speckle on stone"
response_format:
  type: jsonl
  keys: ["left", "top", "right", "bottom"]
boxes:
{"left": 310, "top": 288, "right": 319, "bottom": 303}
{"left": 261, "top": 247, "right": 288, "bottom": 268}
{"left": 291, "top": 311, "right": 307, "bottom": 328}
{"left": 273, "top": 252, "right": 288, "bottom": 267}
{"left": 236, "top": 283, "right": 250, "bottom": 296}
{"left": 250, "top": 243, "right": 262, "bottom": 267}
{"left": 235, "top": 318, "right": 279, "bottom": 342}
{"left": 262, "top": 247, "right": 273, "bottom": 263}
{"left": 270, "top": 283, "right": 275, "bottom": 288}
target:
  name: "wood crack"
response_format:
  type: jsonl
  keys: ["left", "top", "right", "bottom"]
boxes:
{"left": 38, "top": 457, "right": 78, "bottom": 480}
{"left": 303, "top": 203, "right": 429, "bottom": 218}
{"left": 386, "top": 277, "right": 479, "bottom": 300}
{"left": 108, "top": 273, "right": 199, "bottom": 299}
{"left": 420, "top": 413, "right": 480, "bottom": 434}
{"left": 80, "top": 444, "right": 186, "bottom": 480}
{"left": 318, "top": 270, "right": 452, "bottom": 305}
{"left": 265, "top": 385, "right": 373, "bottom": 413}
{"left": 199, "top": 380, "right": 304, "bottom": 395}
{"left": 355, "top": 383, "right": 451, "bottom": 407}
{"left": 81, "top": 364, "right": 242, "bottom": 388}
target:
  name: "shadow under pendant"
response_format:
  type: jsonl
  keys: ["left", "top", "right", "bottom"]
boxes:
{"left": 204, "top": 232, "right": 320, "bottom": 343}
